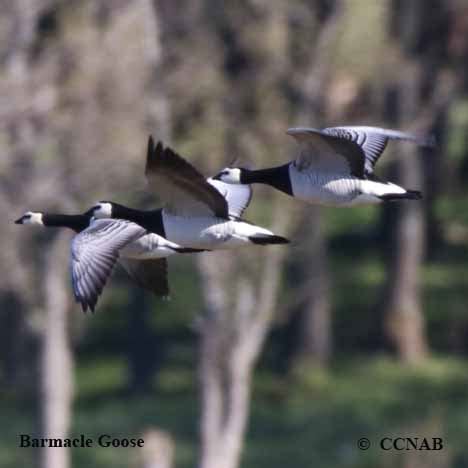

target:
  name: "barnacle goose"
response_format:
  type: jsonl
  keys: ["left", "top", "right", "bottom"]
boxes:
{"left": 213, "top": 126, "right": 435, "bottom": 206}
{"left": 91, "top": 136, "right": 289, "bottom": 249}
{"left": 15, "top": 211, "right": 198, "bottom": 312}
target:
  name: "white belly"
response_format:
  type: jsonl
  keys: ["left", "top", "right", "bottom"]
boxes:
{"left": 120, "top": 234, "right": 175, "bottom": 259}
{"left": 162, "top": 213, "right": 270, "bottom": 249}
{"left": 289, "top": 165, "right": 361, "bottom": 206}
{"left": 163, "top": 214, "right": 235, "bottom": 249}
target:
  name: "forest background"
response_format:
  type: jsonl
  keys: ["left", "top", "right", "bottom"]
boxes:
{"left": 1, "top": 1, "right": 468, "bottom": 467}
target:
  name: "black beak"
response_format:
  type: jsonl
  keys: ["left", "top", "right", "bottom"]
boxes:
{"left": 14, "top": 216, "right": 24, "bottom": 224}
{"left": 212, "top": 173, "right": 222, "bottom": 180}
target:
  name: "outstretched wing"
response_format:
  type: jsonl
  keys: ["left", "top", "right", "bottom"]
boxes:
{"left": 323, "top": 126, "right": 435, "bottom": 175}
{"left": 145, "top": 136, "right": 229, "bottom": 218}
{"left": 287, "top": 127, "right": 365, "bottom": 177}
{"left": 71, "top": 219, "right": 146, "bottom": 312}
{"left": 207, "top": 178, "right": 253, "bottom": 219}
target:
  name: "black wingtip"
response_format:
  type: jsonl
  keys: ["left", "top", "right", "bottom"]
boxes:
{"left": 77, "top": 296, "right": 97, "bottom": 314}
{"left": 146, "top": 136, "right": 164, "bottom": 174}
{"left": 147, "top": 135, "right": 156, "bottom": 155}
{"left": 155, "top": 141, "right": 164, "bottom": 153}
{"left": 79, "top": 299, "right": 96, "bottom": 314}
{"left": 162, "top": 145, "right": 177, "bottom": 160}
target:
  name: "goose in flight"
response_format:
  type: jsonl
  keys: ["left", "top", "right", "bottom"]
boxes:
{"left": 91, "top": 136, "right": 289, "bottom": 249}
{"left": 213, "top": 126, "right": 434, "bottom": 206}
{"left": 15, "top": 211, "right": 198, "bottom": 312}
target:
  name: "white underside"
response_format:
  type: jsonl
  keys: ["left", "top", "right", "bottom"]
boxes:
{"left": 120, "top": 233, "right": 179, "bottom": 259}
{"left": 288, "top": 165, "right": 408, "bottom": 206}
{"left": 350, "top": 180, "right": 407, "bottom": 206}
{"left": 162, "top": 212, "right": 275, "bottom": 249}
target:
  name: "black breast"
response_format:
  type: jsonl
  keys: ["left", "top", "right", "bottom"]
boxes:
{"left": 138, "top": 210, "right": 166, "bottom": 238}
{"left": 243, "top": 164, "right": 293, "bottom": 196}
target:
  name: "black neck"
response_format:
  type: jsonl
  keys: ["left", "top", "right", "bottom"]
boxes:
{"left": 111, "top": 204, "right": 165, "bottom": 237}
{"left": 43, "top": 214, "right": 90, "bottom": 233}
{"left": 241, "top": 164, "right": 292, "bottom": 195}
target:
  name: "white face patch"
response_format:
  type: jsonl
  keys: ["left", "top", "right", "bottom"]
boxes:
{"left": 23, "top": 211, "right": 44, "bottom": 225}
{"left": 93, "top": 202, "right": 113, "bottom": 218}
{"left": 219, "top": 168, "right": 242, "bottom": 184}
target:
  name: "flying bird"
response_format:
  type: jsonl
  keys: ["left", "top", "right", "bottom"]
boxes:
{"left": 91, "top": 136, "right": 289, "bottom": 250}
{"left": 15, "top": 211, "right": 197, "bottom": 312}
{"left": 213, "top": 126, "right": 434, "bottom": 206}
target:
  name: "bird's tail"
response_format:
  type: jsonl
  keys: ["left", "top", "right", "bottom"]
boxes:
{"left": 379, "top": 189, "right": 422, "bottom": 201}
{"left": 360, "top": 180, "right": 422, "bottom": 202}
{"left": 170, "top": 247, "right": 207, "bottom": 253}
{"left": 249, "top": 234, "right": 290, "bottom": 245}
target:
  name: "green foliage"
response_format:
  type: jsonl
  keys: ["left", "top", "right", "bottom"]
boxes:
{"left": 3, "top": 357, "right": 468, "bottom": 468}
{"left": 325, "top": 205, "right": 380, "bottom": 238}
{"left": 447, "top": 100, "right": 468, "bottom": 166}
{"left": 2, "top": 1, "right": 468, "bottom": 467}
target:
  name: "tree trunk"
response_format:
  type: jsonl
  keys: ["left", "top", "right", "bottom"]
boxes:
{"left": 383, "top": 155, "right": 428, "bottom": 362}
{"left": 138, "top": 428, "right": 174, "bottom": 468}
{"left": 291, "top": 208, "right": 331, "bottom": 371}
{"left": 127, "top": 291, "right": 158, "bottom": 394}
{"left": 383, "top": 64, "right": 428, "bottom": 363}
{"left": 40, "top": 233, "right": 73, "bottom": 468}
{"left": 286, "top": 4, "right": 342, "bottom": 373}
{"left": 146, "top": 0, "right": 171, "bottom": 139}
{"left": 382, "top": 0, "right": 434, "bottom": 363}
{"left": 197, "top": 207, "right": 290, "bottom": 468}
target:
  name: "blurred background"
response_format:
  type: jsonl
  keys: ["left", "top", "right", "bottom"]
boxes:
{"left": 1, "top": 0, "right": 468, "bottom": 467}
